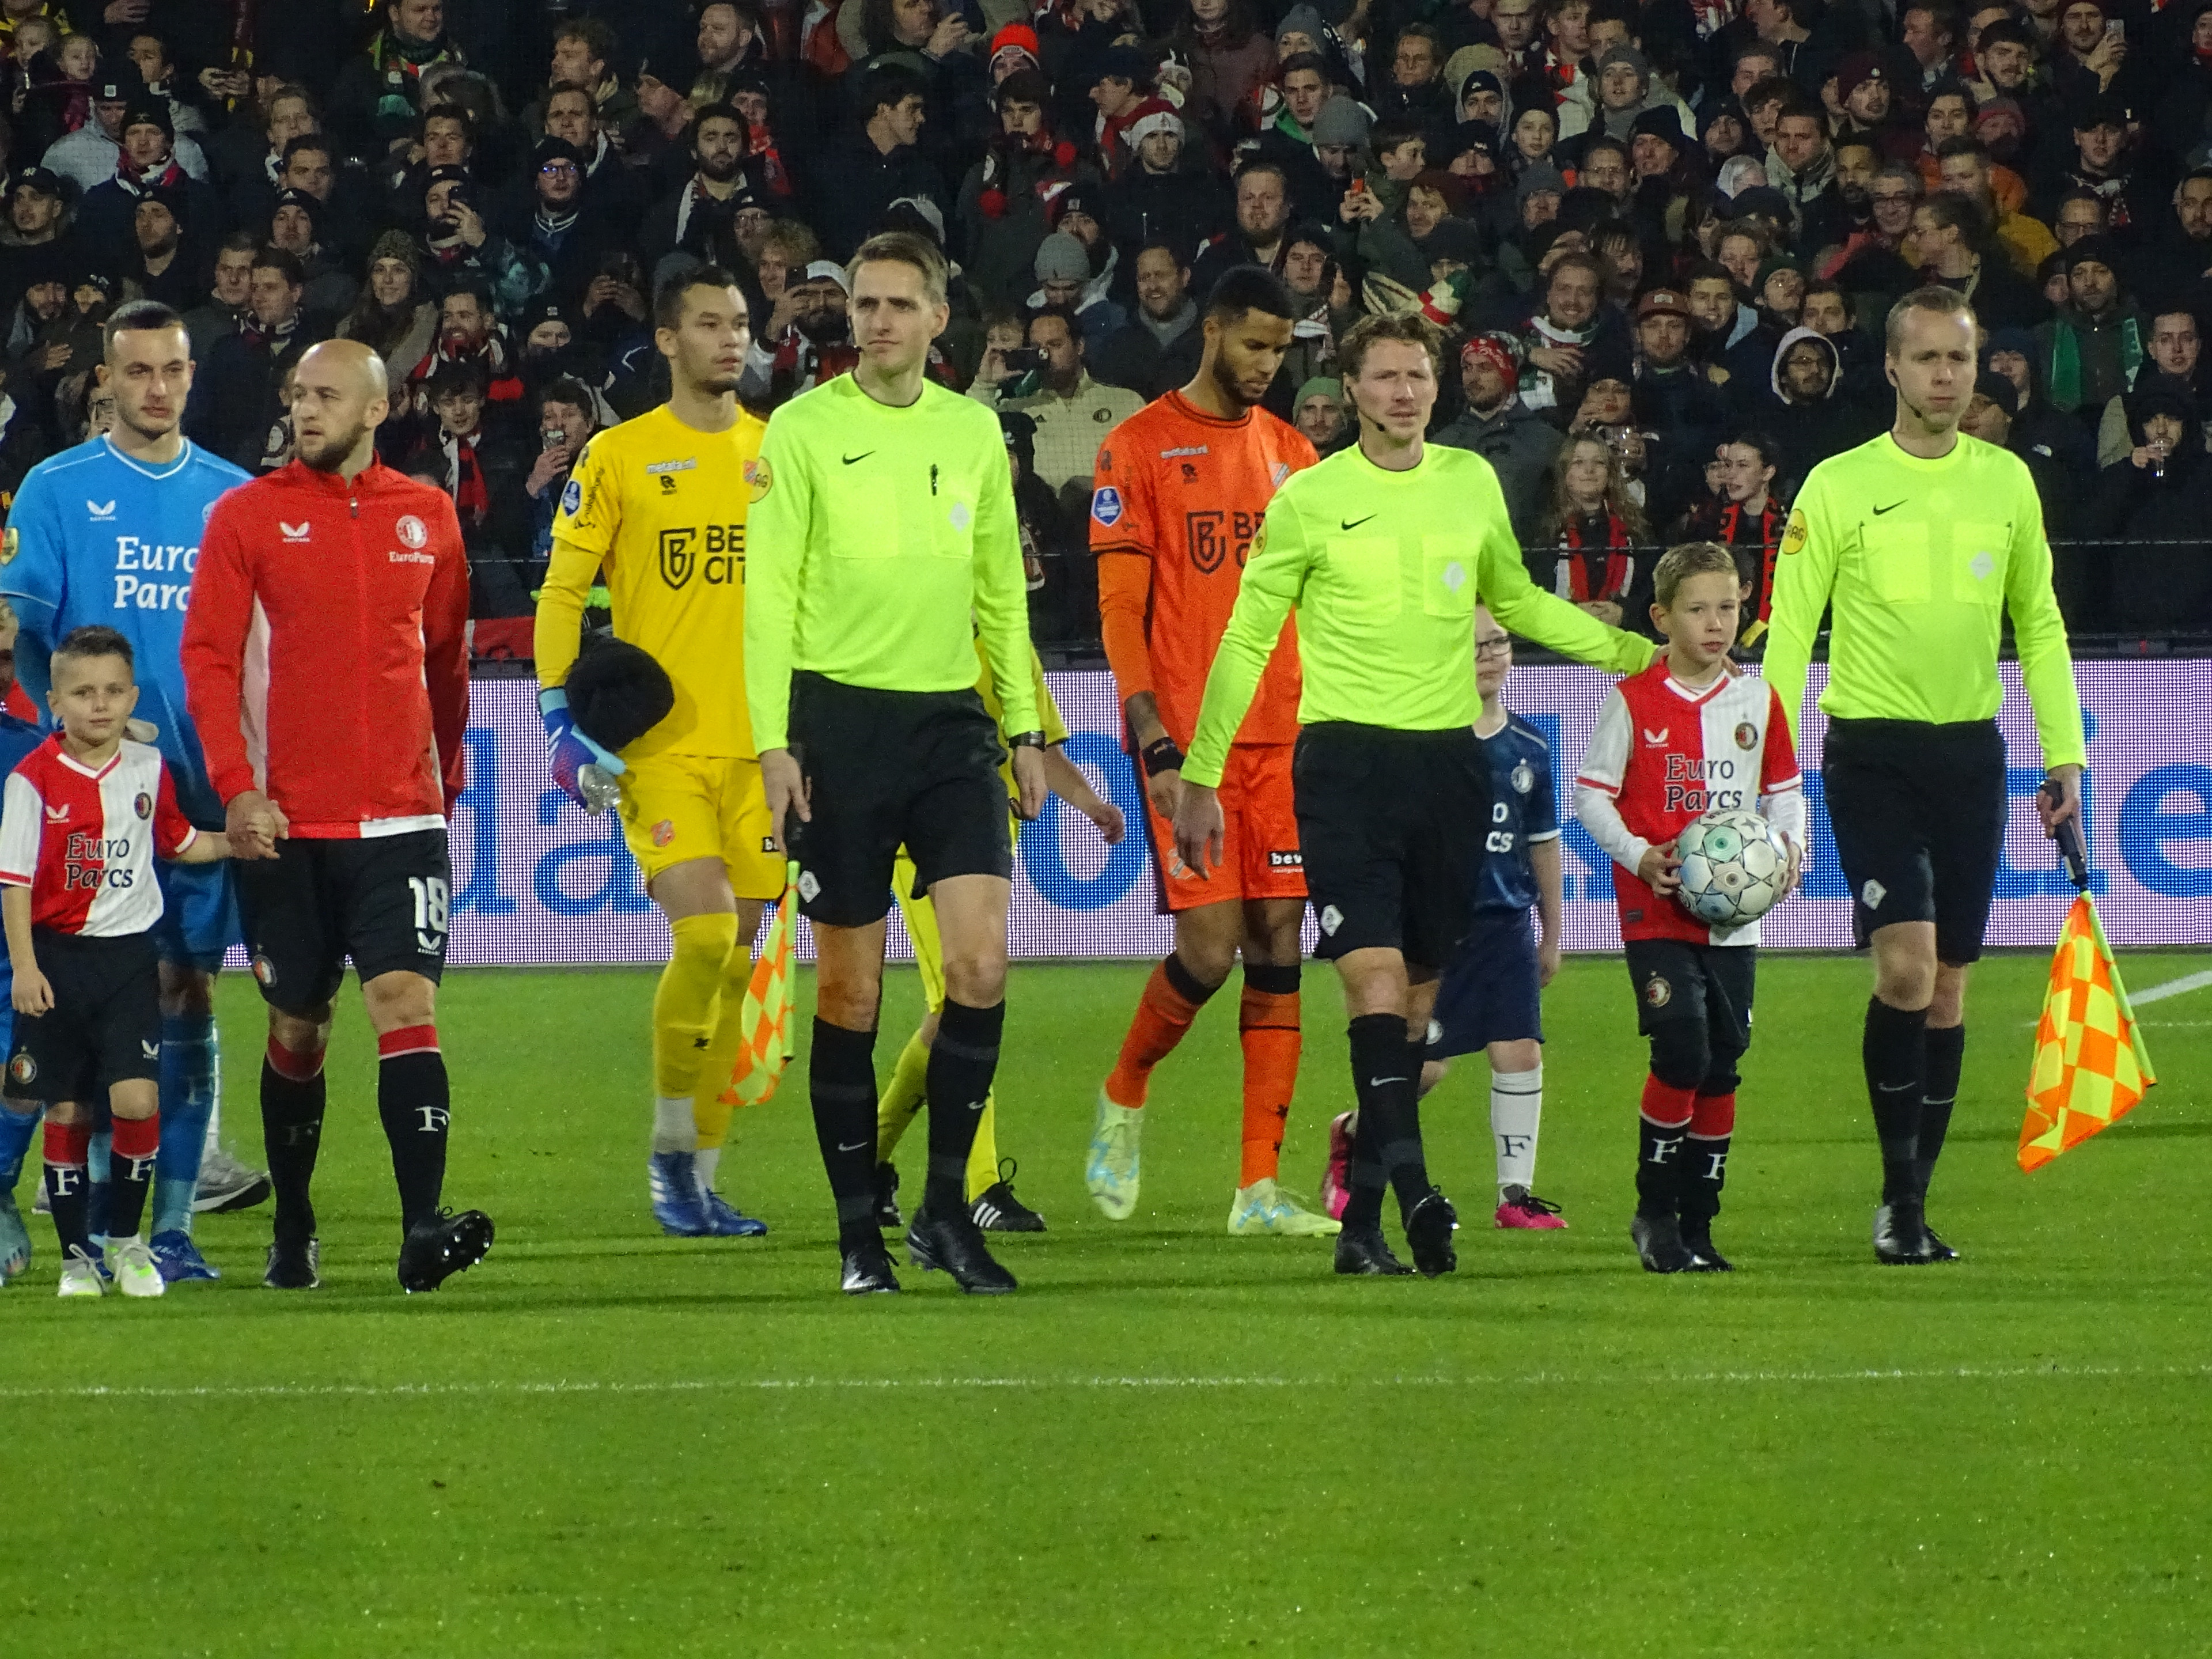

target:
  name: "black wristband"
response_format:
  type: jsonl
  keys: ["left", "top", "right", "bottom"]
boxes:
{"left": 1007, "top": 729, "right": 1048, "bottom": 751}
{"left": 1141, "top": 736, "right": 1185, "bottom": 777}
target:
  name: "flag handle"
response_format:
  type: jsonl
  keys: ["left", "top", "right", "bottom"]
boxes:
{"left": 2039, "top": 779, "right": 2089, "bottom": 891}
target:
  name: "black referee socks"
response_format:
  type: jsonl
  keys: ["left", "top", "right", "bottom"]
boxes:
{"left": 809, "top": 1017, "right": 880, "bottom": 1244}
{"left": 1863, "top": 997, "right": 1929, "bottom": 1203}
{"left": 1919, "top": 1024, "right": 1966, "bottom": 1199}
{"left": 925, "top": 998, "right": 1004, "bottom": 1216}
{"left": 1343, "top": 1014, "right": 1428, "bottom": 1230}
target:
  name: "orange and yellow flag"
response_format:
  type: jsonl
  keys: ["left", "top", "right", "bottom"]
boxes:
{"left": 719, "top": 862, "right": 800, "bottom": 1109}
{"left": 2020, "top": 893, "right": 2157, "bottom": 1171}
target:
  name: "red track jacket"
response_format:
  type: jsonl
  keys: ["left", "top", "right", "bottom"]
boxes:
{"left": 182, "top": 460, "right": 469, "bottom": 838}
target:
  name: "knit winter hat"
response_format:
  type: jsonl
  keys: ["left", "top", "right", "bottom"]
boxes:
{"left": 1033, "top": 232, "right": 1089, "bottom": 283}
{"left": 1310, "top": 96, "right": 1373, "bottom": 147}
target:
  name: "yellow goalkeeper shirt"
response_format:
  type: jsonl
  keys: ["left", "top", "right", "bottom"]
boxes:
{"left": 743, "top": 374, "right": 1037, "bottom": 753}
{"left": 1765, "top": 432, "right": 2085, "bottom": 768}
{"left": 535, "top": 403, "right": 768, "bottom": 760}
{"left": 1184, "top": 441, "right": 1654, "bottom": 786}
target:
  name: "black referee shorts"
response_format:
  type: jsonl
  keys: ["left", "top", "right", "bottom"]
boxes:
{"left": 786, "top": 671, "right": 1012, "bottom": 928}
{"left": 6, "top": 929, "right": 160, "bottom": 1105}
{"left": 234, "top": 830, "right": 452, "bottom": 1016}
{"left": 1823, "top": 718, "right": 2008, "bottom": 964}
{"left": 1293, "top": 722, "right": 1490, "bottom": 972}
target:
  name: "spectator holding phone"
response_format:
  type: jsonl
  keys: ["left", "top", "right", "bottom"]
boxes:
{"left": 522, "top": 374, "right": 599, "bottom": 584}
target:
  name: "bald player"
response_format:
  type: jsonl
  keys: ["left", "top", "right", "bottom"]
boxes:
{"left": 183, "top": 339, "right": 495, "bottom": 1294}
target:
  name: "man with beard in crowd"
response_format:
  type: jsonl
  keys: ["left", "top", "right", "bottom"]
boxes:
{"left": 643, "top": 103, "right": 766, "bottom": 271}
{"left": 1434, "top": 331, "right": 1562, "bottom": 546}
{"left": 1092, "top": 240, "right": 1202, "bottom": 399}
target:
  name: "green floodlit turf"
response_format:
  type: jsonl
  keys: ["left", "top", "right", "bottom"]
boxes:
{"left": 2, "top": 952, "right": 2209, "bottom": 1657}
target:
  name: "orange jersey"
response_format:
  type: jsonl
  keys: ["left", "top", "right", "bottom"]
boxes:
{"left": 1091, "top": 392, "right": 1315, "bottom": 749}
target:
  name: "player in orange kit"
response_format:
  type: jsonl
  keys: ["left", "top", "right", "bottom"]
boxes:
{"left": 1084, "top": 264, "right": 1335, "bottom": 1236}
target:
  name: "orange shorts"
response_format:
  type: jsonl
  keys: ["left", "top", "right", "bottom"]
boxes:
{"left": 1145, "top": 742, "right": 1306, "bottom": 913}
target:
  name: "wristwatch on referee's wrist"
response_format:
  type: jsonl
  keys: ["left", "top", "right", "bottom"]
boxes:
{"left": 1006, "top": 730, "right": 1048, "bottom": 751}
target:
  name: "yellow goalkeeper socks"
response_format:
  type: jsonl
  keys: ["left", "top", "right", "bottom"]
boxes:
{"left": 876, "top": 1029, "right": 930, "bottom": 1163}
{"left": 652, "top": 913, "right": 738, "bottom": 1150}
{"left": 965, "top": 1093, "right": 1000, "bottom": 1203}
{"left": 690, "top": 936, "right": 758, "bottom": 1185}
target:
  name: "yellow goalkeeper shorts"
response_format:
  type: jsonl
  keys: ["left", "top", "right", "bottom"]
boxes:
{"left": 618, "top": 753, "right": 785, "bottom": 899}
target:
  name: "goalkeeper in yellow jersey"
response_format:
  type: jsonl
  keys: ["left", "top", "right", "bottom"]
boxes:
{"left": 534, "top": 266, "right": 784, "bottom": 1238}
{"left": 872, "top": 632, "right": 1125, "bottom": 1233}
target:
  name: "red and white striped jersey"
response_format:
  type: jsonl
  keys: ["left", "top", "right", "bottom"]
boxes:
{"left": 1574, "top": 660, "right": 1805, "bottom": 946}
{"left": 0, "top": 736, "right": 196, "bottom": 935}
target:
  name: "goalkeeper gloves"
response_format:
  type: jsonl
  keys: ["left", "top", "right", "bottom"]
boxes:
{"left": 539, "top": 686, "right": 626, "bottom": 811}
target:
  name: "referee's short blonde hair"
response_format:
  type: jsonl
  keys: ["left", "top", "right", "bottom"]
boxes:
{"left": 1885, "top": 283, "right": 1974, "bottom": 354}
{"left": 851, "top": 230, "right": 949, "bottom": 308}
{"left": 1653, "top": 540, "right": 1741, "bottom": 610}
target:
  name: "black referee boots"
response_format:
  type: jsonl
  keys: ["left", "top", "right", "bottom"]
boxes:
{"left": 1333, "top": 1225, "right": 1412, "bottom": 1276}
{"left": 906, "top": 1205, "right": 1017, "bottom": 1294}
{"left": 397, "top": 1208, "right": 495, "bottom": 1293}
{"left": 1873, "top": 1196, "right": 1934, "bottom": 1266}
{"left": 841, "top": 1233, "right": 902, "bottom": 1295}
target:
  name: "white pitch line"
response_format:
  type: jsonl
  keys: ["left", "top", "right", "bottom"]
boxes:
{"left": 2134, "top": 967, "right": 2212, "bottom": 1007}
{"left": 5, "top": 1363, "right": 2208, "bottom": 1404}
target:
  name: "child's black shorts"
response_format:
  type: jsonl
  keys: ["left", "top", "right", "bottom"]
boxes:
{"left": 6, "top": 929, "right": 160, "bottom": 1105}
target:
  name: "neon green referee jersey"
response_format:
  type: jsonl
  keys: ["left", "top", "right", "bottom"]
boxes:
{"left": 1765, "top": 433, "right": 2085, "bottom": 769}
{"left": 743, "top": 373, "right": 1038, "bottom": 752}
{"left": 1184, "top": 441, "right": 1655, "bottom": 787}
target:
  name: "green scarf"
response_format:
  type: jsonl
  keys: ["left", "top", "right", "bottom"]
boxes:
{"left": 2047, "top": 313, "right": 2142, "bottom": 413}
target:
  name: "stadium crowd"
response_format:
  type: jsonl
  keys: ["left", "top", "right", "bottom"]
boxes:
{"left": 0, "top": 0, "right": 2207, "bottom": 649}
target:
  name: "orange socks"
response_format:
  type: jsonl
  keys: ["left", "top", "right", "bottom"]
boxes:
{"left": 1104, "top": 954, "right": 1218, "bottom": 1109}
{"left": 1237, "top": 964, "right": 1301, "bottom": 1187}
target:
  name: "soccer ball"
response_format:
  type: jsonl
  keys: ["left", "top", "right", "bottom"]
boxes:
{"left": 1673, "top": 808, "right": 1791, "bottom": 929}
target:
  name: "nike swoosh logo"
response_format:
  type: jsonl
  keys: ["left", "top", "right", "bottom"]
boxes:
{"left": 1872, "top": 501, "right": 1906, "bottom": 515}
{"left": 842, "top": 452, "right": 874, "bottom": 465}
{"left": 1340, "top": 515, "right": 1377, "bottom": 531}
{"left": 1874, "top": 1081, "right": 1919, "bottom": 1093}
{"left": 1368, "top": 1075, "right": 1408, "bottom": 1087}
{"left": 836, "top": 1140, "right": 869, "bottom": 1152}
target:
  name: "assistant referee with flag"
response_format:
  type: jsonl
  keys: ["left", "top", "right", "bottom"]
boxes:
{"left": 1175, "top": 310, "right": 1654, "bottom": 1278}
{"left": 746, "top": 231, "right": 1046, "bottom": 1298}
{"left": 1765, "top": 286, "right": 2085, "bottom": 1268}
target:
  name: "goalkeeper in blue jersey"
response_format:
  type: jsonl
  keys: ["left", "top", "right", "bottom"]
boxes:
{"left": 1320, "top": 606, "right": 1568, "bottom": 1232}
{"left": 0, "top": 300, "right": 265, "bottom": 1285}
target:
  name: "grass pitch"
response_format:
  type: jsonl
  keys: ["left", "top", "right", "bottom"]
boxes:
{"left": 3, "top": 952, "right": 2209, "bottom": 1657}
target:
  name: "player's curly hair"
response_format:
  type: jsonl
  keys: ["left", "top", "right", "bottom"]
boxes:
{"left": 1653, "top": 541, "right": 1741, "bottom": 609}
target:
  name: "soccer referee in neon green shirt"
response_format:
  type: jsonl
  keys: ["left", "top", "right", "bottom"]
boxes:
{"left": 1173, "top": 311, "right": 1656, "bottom": 1279}
{"left": 745, "top": 232, "right": 1047, "bottom": 1299}
{"left": 1764, "top": 285, "right": 2086, "bottom": 1268}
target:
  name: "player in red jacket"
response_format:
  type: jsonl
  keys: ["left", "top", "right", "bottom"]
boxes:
{"left": 180, "top": 339, "right": 492, "bottom": 1294}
